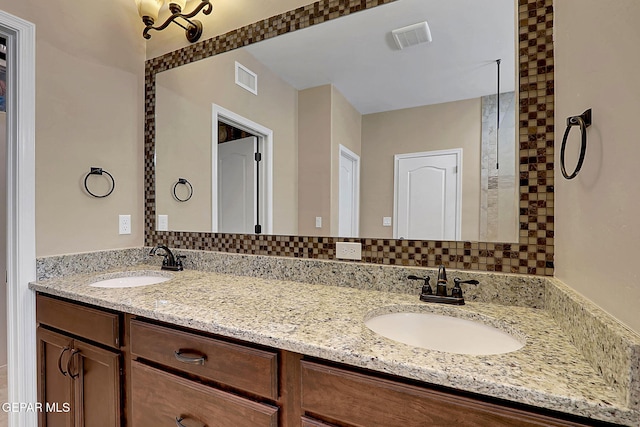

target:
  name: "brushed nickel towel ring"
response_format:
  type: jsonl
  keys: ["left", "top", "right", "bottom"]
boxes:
{"left": 560, "top": 109, "right": 592, "bottom": 180}
{"left": 83, "top": 167, "right": 115, "bottom": 198}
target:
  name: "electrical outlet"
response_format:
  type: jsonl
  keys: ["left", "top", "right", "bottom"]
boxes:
{"left": 336, "top": 242, "right": 361, "bottom": 260}
{"left": 382, "top": 216, "right": 392, "bottom": 227}
{"left": 119, "top": 215, "right": 131, "bottom": 235}
{"left": 157, "top": 215, "right": 169, "bottom": 231}
{"left": 315, "top": 217, "right": 322, "bottom": 228}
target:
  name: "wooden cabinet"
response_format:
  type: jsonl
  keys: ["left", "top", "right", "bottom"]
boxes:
{"left": 36, "top": 295, "right": 122, "bottom": 427}
{"left": 300, "top": 360, "right": 591, "bottom": 427}
{"left": 35, "top": 293, "right": 605, "bottom": 427}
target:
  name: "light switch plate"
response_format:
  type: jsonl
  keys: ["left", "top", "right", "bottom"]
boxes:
{"left": 383, "top": 216, "right": 392, "bottom": 226}
{"left": 315, "top": 216, "right": 322, "bottom": 228}
{"left": 336, "top": 242, "right": 361, "bottom": 260}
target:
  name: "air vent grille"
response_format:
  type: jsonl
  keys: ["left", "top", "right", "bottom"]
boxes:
{"left": 392, "top": 21, "right": 432, "bottom": 50}
{"left": 235, "top": 62, "right": 258, "bottom": 95}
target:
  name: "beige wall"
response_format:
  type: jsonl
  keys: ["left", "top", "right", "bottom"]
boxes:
{"left": 298, "top": 86, "right": 332, "bottom": 236}
{"left": 0, "top": 0, "right": 146, "bottom": 257}
{"left": 330, "top": 86, "right": 362, "bottom": 236}
{"left": 555, "top": 0, "right": 640, "bottom": 334}
{"left": 144, "top": 0, "right": 315, "bottom": 59}
{"left": 297, "top": 85, "right": 362, "bottom": 236}
{"left": 156, "top": 48, "right": 298, "bottom": 234}
{"left": 361, "top": 99, "right": 482, "bottom": 240}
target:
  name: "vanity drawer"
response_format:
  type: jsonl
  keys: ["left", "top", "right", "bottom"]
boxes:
{"left": 36, "top": 294, "right": 120, "bottom": 348}
{"left": 130, "top": 319, "right": 278, "bottom": 400}
{"left": 300, "top": 361, "right": 588, "bottom": 427}
{"left": 131, "top": 361, "right": 278, "bottom": 427}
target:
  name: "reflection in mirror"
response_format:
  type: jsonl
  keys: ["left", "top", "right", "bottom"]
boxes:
{"left": 155, "top": 0, "right": 518, "bottom": 242}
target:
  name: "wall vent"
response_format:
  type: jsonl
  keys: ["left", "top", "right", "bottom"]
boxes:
{"left": 392, "top": 21, "right": 432, "bottom": 50}
{"left": 235, "top": 62, "right": 258, "bottom": 95}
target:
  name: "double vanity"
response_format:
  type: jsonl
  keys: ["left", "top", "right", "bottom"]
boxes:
{"left": 30, "top": 249, "right": 640, "bottom": 426}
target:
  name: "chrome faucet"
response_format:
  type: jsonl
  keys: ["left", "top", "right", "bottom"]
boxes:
{"left": 149, "top": 244, "right": 185, "bottom": 271}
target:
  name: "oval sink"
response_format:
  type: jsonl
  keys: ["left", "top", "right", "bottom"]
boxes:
{"left": 89, "top": 272, "right": 171, "bottom": 288}
{"left": 365, "top": 312, "right": 524, "bottom": 355}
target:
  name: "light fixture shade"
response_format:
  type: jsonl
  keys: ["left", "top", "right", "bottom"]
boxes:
{"left": 136, "top": 0, "right": 163, "bottom": 21}
{"left": 169, "top": 0, "right": 187, "bottom": 13}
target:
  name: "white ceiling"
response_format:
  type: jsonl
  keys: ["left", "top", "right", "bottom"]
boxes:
{"left": 245, "top": 0, "right": 516, "bottom": 115}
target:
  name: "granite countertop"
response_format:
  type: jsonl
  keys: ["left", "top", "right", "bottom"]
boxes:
{"left": 30, "top": 264, "right": 638, "bottom": 426}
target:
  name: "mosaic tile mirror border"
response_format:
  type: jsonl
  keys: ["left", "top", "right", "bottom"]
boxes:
{"left": 144, "top": 0, "right": 554, "bottom": 276}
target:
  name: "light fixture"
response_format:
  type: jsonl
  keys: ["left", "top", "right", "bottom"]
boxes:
{"left": 135, "top": 0, "right": 213, "bottom": 43}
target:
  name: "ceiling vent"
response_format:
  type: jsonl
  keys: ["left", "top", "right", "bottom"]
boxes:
{"left": 235, "top": 61, "right": 258, "bottom": 95}
{"left": 392, "top": 21, "right": 432, "bottom": 50}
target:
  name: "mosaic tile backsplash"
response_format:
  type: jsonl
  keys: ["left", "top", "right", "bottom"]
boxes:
{"left": 144, "top": 0, "right": 555, "bottom": 276}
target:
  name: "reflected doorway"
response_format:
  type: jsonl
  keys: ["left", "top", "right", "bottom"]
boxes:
{"left": 212, "top": 105, "right": 273, "bottom": 234}
{"left": 338, "top": 144, "right": 360, "bottom": 238}
{"left": 393, "top": 149, "right": 462, "bottom": 240}
{"left": 218, "top": 135, "right": 257, "bottom": 234}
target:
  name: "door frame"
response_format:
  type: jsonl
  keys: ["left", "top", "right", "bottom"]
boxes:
{"left": 338, "top": 144, "right": 360, "bottom": 237}
{"left": 393, "top": 148, "right": 462, "bottom": 240}
{"left": 0, "top": 9, "right": 37, "bottom": 427}
{"left": 212, "top": 104, "right": 273, "bottom": 234}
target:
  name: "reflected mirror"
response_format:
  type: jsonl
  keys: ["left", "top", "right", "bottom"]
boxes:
{"left": 155, "top": 0, "right": 518, "bottom": 242}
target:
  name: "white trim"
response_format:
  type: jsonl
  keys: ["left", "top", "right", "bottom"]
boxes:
{"left": 393, "top": 148, "right": 462, "bottom": 241}
{"left": 338, "top": 144, "right": 360, "bottom": 237}
{"left": 0, "top": 10, "right": 37, "bottom": 427}
{"left": 211, "top": 104, "right": 273, "bottom": 234}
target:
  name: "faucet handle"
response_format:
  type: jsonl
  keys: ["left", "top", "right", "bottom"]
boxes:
{"left": 451, "top": 278, "right": 479, "bottom": 299}
{"left": 176, "top": 255, "right": 186, "bottom": 268}
{"left": 408, "top": 275, "right": 433, "bottom": 296}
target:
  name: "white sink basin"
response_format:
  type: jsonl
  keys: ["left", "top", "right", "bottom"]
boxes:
{"left": 365, "top": 312, "right": 524, "bottom": 355}
{"left": 89, "top": 273, "right": 171, "bottom": 288}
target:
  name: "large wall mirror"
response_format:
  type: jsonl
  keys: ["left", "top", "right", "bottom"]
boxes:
{"left": 156, "top": 0, "right": 517, "bottom": 242}
{"left": 146, "top": 0, "right": 555, "bottom": 275}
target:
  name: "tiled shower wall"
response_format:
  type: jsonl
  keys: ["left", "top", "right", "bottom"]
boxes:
{"left": 145, "top": 0, "right": 555, "bottom": 276}
{"left": 481, "top": 91, "right": 518, "bottom": 242}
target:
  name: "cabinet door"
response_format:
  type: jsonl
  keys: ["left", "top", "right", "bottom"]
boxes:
{"left": 71, "top": 340, "right": 121, "bottom": 427}
{"left": 37, "top": 327, "right": 74, "bottom": 427}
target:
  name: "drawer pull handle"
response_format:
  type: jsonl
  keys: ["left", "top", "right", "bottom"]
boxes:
{"left": 67, "top": 349, "right": 81, "bottom": 379}
{"left": 175, "top": 416, "right": 206, "bottom": 427}
{"left": 57, "top": 347, "right": 70, "bottom": 376}
{"left": 174, "top": 350, "right": 206, "bottom": 365}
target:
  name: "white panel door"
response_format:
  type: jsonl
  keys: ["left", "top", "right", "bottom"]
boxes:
{"left": 218, "top": 136, "right": 256, "bottom": 233}
{"left": 394, "top": 149, "right": 461, "bottom": 240}
{"left": 338, "top": 145, "right": 360, "bottom": 237}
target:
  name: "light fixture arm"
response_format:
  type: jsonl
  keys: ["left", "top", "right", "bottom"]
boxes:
{"left": 143, "top": 0, "right": 213, "bottom": 43}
